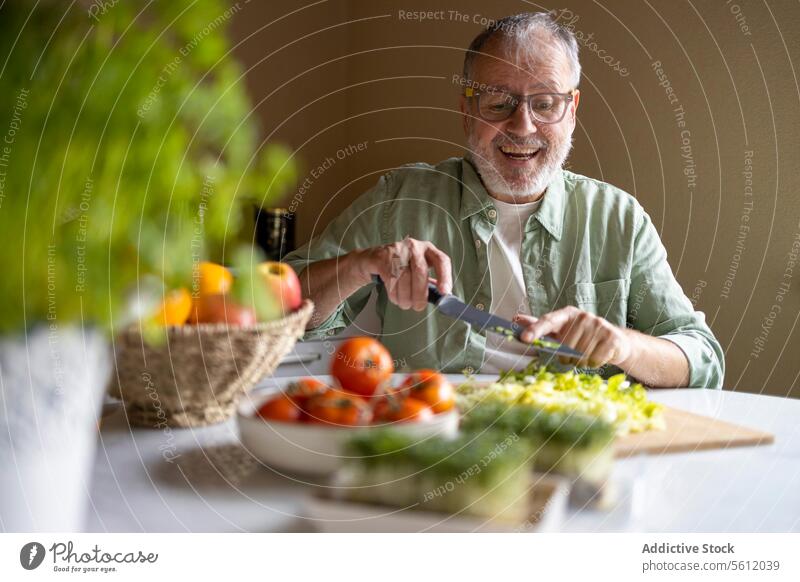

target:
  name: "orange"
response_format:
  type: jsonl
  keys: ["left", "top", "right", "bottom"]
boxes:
{"left": 153, "top": 288, "right": 192, "bottom": 326}
{"left": 196, "top": 261, "right": 233, "bottom": 296}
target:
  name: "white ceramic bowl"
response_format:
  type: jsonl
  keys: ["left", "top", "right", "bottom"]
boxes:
{"left": 237, "top": 389, "right": 460, "bottom": 475}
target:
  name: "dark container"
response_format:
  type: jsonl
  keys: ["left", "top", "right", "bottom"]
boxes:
{"left": 254, "top": 206, "right": 295, "bottom": 261}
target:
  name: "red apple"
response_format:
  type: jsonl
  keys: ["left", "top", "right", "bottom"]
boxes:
{"left": 190, "top": 294, "right": 257, "bottom": 326}
{"left": 258, "top": 261, "right": 302, "bottom": 314}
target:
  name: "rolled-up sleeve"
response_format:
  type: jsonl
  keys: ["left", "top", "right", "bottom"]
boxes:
{"left": 628, "top": 207, "right": 725, "bottom": 388}
{"left": 282, "top": 175, "right": 389, "bottom": 340}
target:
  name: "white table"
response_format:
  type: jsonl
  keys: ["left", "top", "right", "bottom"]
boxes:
{"left": 86, "top": 375, "right": 800, "bottom": 532}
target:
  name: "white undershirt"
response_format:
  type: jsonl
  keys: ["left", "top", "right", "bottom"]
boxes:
{"left": 482, "top": 197, "right": 543, "bottom": 374}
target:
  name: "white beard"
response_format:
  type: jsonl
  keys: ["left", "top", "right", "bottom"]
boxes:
{"left": 467, "top": 130, "right": 573, "bottom": 200}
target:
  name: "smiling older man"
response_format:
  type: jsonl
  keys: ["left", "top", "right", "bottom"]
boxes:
{"left": 283, "top": 12, "right": 724, "bottom": 388}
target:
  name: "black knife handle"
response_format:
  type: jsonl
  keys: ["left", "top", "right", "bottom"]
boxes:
{"left": 427, "top": 282, "right": 444, "bottom": 304}
{"left": 370, "top": 274, "right": 444, "bottom": 305}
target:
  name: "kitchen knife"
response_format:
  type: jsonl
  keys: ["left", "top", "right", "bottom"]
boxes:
{"left": 370, "top": 275, "right": 584, "bottom": 362}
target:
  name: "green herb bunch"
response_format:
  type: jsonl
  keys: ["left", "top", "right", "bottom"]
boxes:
{"left": 460, "top": 402, "right": 615, "bottom": 482}
{"left": 460, "top": 401, "right": 615, "bottom": 450}
{"left": 345, "top": 430, "right": 533, "bottom": 488}
{"left": 343, "top": 430, "right": 534, "bottom": 520}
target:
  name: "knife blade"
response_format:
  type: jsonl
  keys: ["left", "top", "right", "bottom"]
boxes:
{"left": 370, "top": 275, "right": 584, "bottom": 361}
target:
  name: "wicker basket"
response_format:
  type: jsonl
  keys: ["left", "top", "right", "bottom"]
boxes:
{"left": 110, "top": 299, "right": 314, "bottom": 428}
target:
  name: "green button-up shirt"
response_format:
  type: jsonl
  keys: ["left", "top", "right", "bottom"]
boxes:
{"left": 283, "top": 157, "right": 724, "bottom": 388}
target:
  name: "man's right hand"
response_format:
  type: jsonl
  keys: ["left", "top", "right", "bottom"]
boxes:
{"left": 354, "top": 237, "right": 453, "bottom": 311}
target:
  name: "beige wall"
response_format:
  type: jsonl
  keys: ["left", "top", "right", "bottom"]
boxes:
{"left": 232, "top": 0, "right": 800, "bottom": 397}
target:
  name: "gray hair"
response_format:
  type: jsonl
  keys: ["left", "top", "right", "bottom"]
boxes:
{"left": 463, "top": 12, "right": 581, "bottom": 89}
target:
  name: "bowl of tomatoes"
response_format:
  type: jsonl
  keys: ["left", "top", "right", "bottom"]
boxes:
{"left": 237, "top": 338, "right": 460, "bottom": 475}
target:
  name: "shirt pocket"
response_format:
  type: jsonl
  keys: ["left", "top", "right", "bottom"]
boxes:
{"left": 562, "top": 279, "right": 630, "bottom": 327}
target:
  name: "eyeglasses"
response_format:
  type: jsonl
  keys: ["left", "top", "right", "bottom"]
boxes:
{"left": 465, "top": 86, "right": 577, "bottom": 124}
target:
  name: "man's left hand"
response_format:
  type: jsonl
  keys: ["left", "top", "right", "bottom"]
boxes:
{"left": 514, "top": 306, "right": 634, "bottom": 368}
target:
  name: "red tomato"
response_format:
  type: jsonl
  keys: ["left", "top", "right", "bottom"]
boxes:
{"left": 256, "top": 394, "right": 303, "bottom": 423}
{"left": 374, "top": 396, "right": 434, "bottom": 424}
{"left": 305, "top": 390, "right": 373, "bottom": 426}
{"left": 284, "top": 377, "right": 329, "bottom": 407}
{"left": 331, "top": 337, "right": 394, "bottom": 398}
{"left": 399, "top": 370, "right": 455, "bottom": 413}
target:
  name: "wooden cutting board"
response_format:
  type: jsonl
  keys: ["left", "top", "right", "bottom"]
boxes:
{"left": 614, "top": 406, "right": 774, "bottom": 457}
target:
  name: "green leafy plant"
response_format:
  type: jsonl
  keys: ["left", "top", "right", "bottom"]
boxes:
{"left": 0, "top": 0, "right": 296, "bottom": 334}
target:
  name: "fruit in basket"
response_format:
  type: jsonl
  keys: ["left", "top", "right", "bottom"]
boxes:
{"left": 186, "top": 261, "right": 236, "bottom": 324}
{"left": 374, "top": 395, "right": 434, "bottom": 423}
{"left": 398, "top": 370, "right": 455, "bottom": 413}
{"left": 196, "top": 261, "right": 234, "bottom": 296}
{"left": 258, "top": 261, "right": 302, "bottom": 314}
{"left": 257, "top": 393, "right": 304, "bottom": 423}
{"left": 189, "top": 294, "right": 257, "bottom": 325}
{"left": 305, "top": 390, "right": 373, "bottom": 426}
{"left": 331, "top": 337, "right": 394, "bottom": 397}
{"left": 152, "top": 288, "right": 193, "bottom": 326}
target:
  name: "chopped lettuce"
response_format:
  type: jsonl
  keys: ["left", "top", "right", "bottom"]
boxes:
{"left": 457, "top": 365, "right": 665, "bottom": 436}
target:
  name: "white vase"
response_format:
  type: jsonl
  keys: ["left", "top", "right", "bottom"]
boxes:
{"left": 0, "top": 325, "right": 109, "bottom": 532}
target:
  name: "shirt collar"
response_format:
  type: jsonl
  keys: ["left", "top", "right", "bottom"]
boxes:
{"left": 459, "top": 158, "right": 566, "bottom": 241}
{"left": 533, "top": 169, "right": 565, "bottom": 241}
